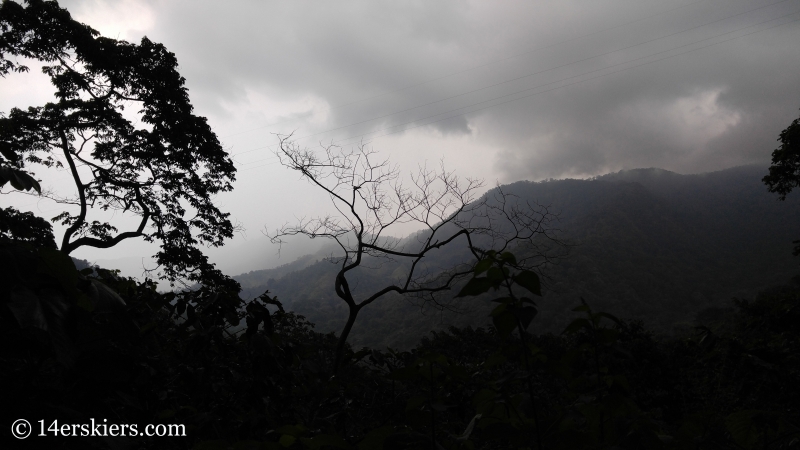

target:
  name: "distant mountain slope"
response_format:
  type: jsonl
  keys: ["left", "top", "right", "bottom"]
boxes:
{"left": 234, "top": 165, "right": 800, "bottom": 349}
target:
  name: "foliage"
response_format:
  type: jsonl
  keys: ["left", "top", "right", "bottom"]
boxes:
{"left": 0, "top": 0, "right": 237, "bottom": 285}
{"left": 271, "top": 135, "right": 561, "bottom": 371}
{"left": 764, "top": 110, "right": 800, "bottom": 201}
{"left": 5, "top": 240, "right": 799, "bottom": 449}
{"left": 0, "top": 206, "right": 57, "bottom": 248}
{"left": 764, "top": 109, "right": 800, "bottom": 255}
{"left": 237, "top": 165, "right": 800, "bottom": 348}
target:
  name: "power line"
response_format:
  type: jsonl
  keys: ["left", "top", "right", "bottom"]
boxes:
{"left": 217, "top": 0, "right": 710, "bottom": 139}
{"left": 353, "top": 13, "right": 800, "bottom": 145}
{"left": 240, "top": 9, "right": 800, "bottom": 172}
{"left": 231, "top": 0, "right": 791, "bottom": 166}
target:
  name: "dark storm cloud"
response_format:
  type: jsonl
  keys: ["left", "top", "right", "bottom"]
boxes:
{"left": 60, "top": 0, "right": 800, "bottom": 181}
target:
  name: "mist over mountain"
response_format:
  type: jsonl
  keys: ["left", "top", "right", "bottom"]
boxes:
{"left": 225, "top": 165, "right": 798, "bottom": 349}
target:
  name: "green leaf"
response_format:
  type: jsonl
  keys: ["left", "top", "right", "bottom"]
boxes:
{"left": 512, "top": 270, "right": 541, "bottom": 296}
{"left": 457, "top": 414, "right": 482, "bottom": 441}
{"left": 473, "top": 258, "right": 493, "bottom": 275}
{"left": 499, "top": 252, "right": 517, "bottom": 264}
{"left": 597, "top": 311, "right": 622, "bottom": 326}
{"left": 486, "top": 267, "right": 504, "bottom": 283}
{"left": 456, "top": 277, "right": 494, "bottom": 297}
{"left": 489, "top": 303, "right": 507, "bottom": 317}
{"left": 509, "top": 305, "right": 537, "bottom": 329}
{"left": 278, "top": 435, "right": 296, "bottom": 448}
{"left": 492, "top": 310, "right": 517, "bottom": 337}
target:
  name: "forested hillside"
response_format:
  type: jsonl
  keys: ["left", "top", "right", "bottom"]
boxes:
{"left": 235, "top": 165, "right": 800, "bottom": 349}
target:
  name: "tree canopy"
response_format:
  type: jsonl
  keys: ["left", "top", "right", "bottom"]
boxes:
{"left": 764, "top": 110, "right": 800, "bottom": 199}
{"left": 0, "top": 0, "right": 237, "bottom": 286}
{"left": 763, "top": 109, "right": 800, "bottom": 255}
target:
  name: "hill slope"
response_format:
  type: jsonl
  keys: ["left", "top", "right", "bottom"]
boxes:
{"left": 234, "top": 165, "right": 800, "bottom": 349}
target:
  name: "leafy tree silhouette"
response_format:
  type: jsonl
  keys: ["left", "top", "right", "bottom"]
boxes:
{"left": 0, "top": 0, "right": 237, "bottom": 287}
{"left": 763, "top": 108, "right": 800, "bottom": 255}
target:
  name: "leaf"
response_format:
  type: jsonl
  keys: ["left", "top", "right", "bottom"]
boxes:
{"left": 85, "top": 278, "right": 126, "bottom": 313}
{"left": 0, "top": 166, "right": 40, "bottom": 193}
{"left": 486, "top": 267, "right": 504, "bottom": 283}
{"left": 492, "top": 310, "right": 518, "bottom": 337}
{"left": 499, "top": 252, "right": 517, "bottom": 264}
{"left": 512, "top": 270, "right": 541, "bottom": 296}
{"left": 489, "top": 303, "right": 507, "bottom": 317}
{"left": 0, "top": 143, "right": 19, "bottom": 161}
{"left": 456, "top": 277, "right": 494, "bottom": 297}
{"left": 597, "top": 311, "right": 622, "bottom": 326}
{"left": 457, "top": 414, "right": 482, "bottom": 441}
{"left": 508, "top": 305, "right": 537, "bottom": 330}
{"left": 278, "top": 435, "right": 296, "bottom": 448}
{"left": 473, "top": 258, "right": 493, "bottom": 276}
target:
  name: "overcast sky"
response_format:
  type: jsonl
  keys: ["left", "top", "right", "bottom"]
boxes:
{"left": 3, "top": 0, "right": 800, "bottom": 276}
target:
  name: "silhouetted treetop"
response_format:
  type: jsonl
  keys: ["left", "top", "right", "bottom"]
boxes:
{"left": 0, "top": 0, "right": 237, "bottom": 286}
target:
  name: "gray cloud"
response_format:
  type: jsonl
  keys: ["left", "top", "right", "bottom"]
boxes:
{"left": 59, "top": 0, "right": 800, "bottom": 183}
{"left": 9, "top": 0, "right": 800, "bottom": 266}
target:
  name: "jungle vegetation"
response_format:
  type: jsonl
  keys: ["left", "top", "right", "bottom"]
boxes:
{"left": 2, "top": 1, "right": 799, "bottom": 449}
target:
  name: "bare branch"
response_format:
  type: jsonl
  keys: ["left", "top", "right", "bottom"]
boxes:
{"left": 268, "top": 134, "right": 563, "bottom": 372}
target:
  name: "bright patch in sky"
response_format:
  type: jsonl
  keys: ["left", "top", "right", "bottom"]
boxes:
{"left": 69, "top": 0, "right": 155, "bottom": 40}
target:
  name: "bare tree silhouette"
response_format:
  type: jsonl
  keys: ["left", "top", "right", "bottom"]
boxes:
{"left": 269, "top": 134, "right": 562, "bottom": 371}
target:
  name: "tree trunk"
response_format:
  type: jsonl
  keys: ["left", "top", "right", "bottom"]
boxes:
{"left": 333, "top": 304, "right": 361, "bottom": 372}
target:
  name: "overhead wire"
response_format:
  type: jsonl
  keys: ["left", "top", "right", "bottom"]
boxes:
{"left": 239, "top": 5, "right": 800, "bottom": 172}
{"left": 231, "top": 0, "right": 793, "bottom": 169}
{"left": 231, "top": 0, "right": 753, "bottom": 163}
{"left": 346, "top": 11, "right": 800, "bottom": 148}
{"left": 253, "top": 0, "right": 790, "bottom": 152}
{"left": 217, "top": 0, "right": 710, "bottom": 139}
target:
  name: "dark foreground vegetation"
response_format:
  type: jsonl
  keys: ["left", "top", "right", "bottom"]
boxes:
{"left": 3, "top": 1, "right": 800, "bottom": 448}
{"left": 3, "top": 237, "right": 799, "bottom": 449}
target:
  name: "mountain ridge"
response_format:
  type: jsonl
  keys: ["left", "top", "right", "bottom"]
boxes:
{"left": 230, "top": 164, "right": 799, "bottom": 349}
